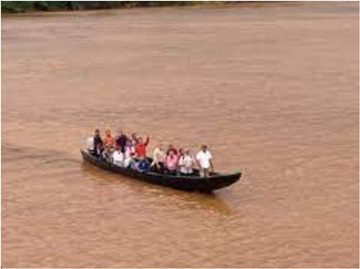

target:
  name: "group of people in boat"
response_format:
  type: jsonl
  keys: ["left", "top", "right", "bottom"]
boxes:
{"left": 86, "top": 129, "right": 214, "bottom": 177}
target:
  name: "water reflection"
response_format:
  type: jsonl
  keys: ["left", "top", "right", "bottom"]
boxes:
{"left": 80, "top": 161, "right": 233, "bottom": 215}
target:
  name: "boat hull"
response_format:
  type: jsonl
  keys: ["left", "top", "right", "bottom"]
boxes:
{"left": 81, "top": 150, "right": 241, "bottom": 193}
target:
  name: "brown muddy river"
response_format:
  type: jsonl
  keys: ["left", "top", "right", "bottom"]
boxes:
{"left": 1, "top": 2, "right": 359, "bottom": 268}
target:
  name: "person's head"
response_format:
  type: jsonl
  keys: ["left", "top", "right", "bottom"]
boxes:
{"left": 138, "top": 137, "right": 143, "bottom": 144}
{"left": 185, "top": 149, "right": 191, "bottom": 155}
{"left": 201, "top": 144, "right": 208, "bottom": 152}
{"left": 105, "top": 129, "right": 111, "bottom": 136}
{"left": 179, "top": 148, "right": 184, "bottom": 155}
{"left": 159, "top": 144, "right": 164, "bottom": 150}
{"left": 95, "top": 129, "right": 100, "bottom": 136}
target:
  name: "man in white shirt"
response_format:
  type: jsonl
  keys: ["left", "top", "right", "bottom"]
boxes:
{"left": 179, "top": 149, "right": 196, "bottom": 175}
{"left": 196, "top": 145, "right": 214, "bottom": 178}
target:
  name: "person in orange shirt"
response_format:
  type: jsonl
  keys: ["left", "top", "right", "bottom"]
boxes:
{"left": 134, "top": 136, "right": 150, "bottom": 158}
{"left": 102, "top": 129, "right": 115, "bottom": 160}
{"left": 103, "top": 129, "right": 115, "bottom": 149}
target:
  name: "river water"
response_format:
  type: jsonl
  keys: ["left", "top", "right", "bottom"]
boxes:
{"left": 2, "top": 2, "right": 359, "bottom": 267}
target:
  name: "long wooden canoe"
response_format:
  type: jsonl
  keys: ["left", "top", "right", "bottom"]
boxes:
{"left": 81, "top": 150, "right": 241, "bottom": 193}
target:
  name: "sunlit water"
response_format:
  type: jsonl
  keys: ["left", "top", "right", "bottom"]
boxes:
{"left": 2, "top": 2, "right": 359, "bottom": 267}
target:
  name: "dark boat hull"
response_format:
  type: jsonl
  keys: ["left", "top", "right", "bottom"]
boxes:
{"left": 81, "top": 150, "right": 241, "bottom": 193}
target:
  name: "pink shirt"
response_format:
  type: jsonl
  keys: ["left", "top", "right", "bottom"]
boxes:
{"left": 166, "top": 154, "right": 178, "bottom": 171}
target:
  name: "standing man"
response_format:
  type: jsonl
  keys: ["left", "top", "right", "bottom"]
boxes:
{"left": 115, "top": 129, "right": 129, "bottom": 153}
{"left": 93, "top": 129, "right": 104, "bottom": 157}
{"left": 196, "top": 144, "right": 214, "bottom": 178}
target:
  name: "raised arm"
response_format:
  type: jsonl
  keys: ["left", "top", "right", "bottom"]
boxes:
{"left": 131, "top": 133, "right": 138, "bottom": 144}
{"left": 145, "top": 136, "right": 150, "bottom": 146}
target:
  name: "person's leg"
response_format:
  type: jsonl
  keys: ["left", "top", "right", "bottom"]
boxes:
{"left": 104, "top": 150, "right": 111, "bottom": 162}
{"left": 108, "top": 149, "right": 115, "bottom": 162}
{"left": 155, "top": 163, "right": 164, "bottom": 173}
{"left": 97, "top": 147, "right": 104, "bottom": 159}
{"left": 154, "top": 163, "right": 160, "bottom": 173}
{"left": 163, "top": 165, "right": 170, "bottom": 174}
{"left": 129, "top": 158, "right": 134, "bottom": 169}
{"left": 160, "top": 162, "right": 166, "bottom": 173}
{"left": 124, "top": 157, "right": 131, "bottom": 168}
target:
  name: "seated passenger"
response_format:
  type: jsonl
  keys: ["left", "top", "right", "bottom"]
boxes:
{"left": 177, "top": 148, "right": 184, "bottom": 162}
{"left": 112, "top": 148, "right": 125, "bottom": 167}
{"left": 93, "top": 129, "right": 104, "bottom": 157}
{"left": 123, "top": 140, "right": 134, "bottom": 168}
{"left": 125, "top": 139, "right": 135, "bottom": 155}
{"left": 165, "top": 149, "right": 178, "bottom": 175}
{"left": 178, "top": 149, "right": 196, "bottom": 176}
{"left": 166, "top": 144, "right": 178, "bottom": 156}
{"left": 132, "top": 157, "right": 150, "bottom": 173}
{"left": 151, "top": 144, "right": 166, "bottom": 173}
{"left": 134, "top": 136, "right": 150, "bottom": 158}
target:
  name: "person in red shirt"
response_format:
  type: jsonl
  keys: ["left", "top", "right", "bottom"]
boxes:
{"left": 134, "top": 136, "right": 150, "bottom": 158}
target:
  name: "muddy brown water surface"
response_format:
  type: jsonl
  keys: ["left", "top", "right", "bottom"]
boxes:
{"left": 1, "top": 2, "right": 359, "bottom": 268}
